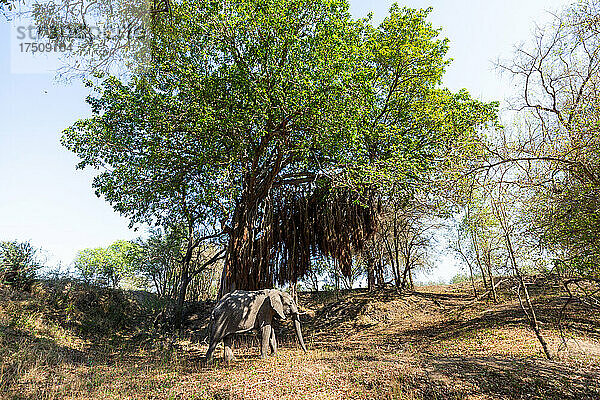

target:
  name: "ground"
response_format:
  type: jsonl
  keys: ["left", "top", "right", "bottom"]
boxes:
{"left": 0, "top": 278, "right": 599, "bottom": 399}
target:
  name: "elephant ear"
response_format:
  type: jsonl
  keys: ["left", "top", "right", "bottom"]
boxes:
{"left": 268, "top": 290, "right": 286, "bottom": 320}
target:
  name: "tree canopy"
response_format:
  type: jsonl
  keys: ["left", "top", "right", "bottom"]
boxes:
{"left": 62, "top": 0, "right": 497, "bottom": 295}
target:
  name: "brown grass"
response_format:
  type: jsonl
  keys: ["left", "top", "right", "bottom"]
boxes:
{"left": 1, "top": 280, "right": 599, "bottom": 400}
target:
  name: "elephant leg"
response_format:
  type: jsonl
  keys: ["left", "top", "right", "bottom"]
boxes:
{"left": 260, "top": 325, "right": 272, "bottom": 359}
{"left": 223, "top": 335, "right": 235, "bottom": 364}
{"left": 269, "top": 328, "right": 278, "bottom": 356}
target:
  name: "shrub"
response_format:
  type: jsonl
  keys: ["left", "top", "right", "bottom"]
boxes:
{"left": 0, "top": 240, "right": 42, "bottom": 290}
{"left": 39, "top": 280, "right": 139, "bottom": 336}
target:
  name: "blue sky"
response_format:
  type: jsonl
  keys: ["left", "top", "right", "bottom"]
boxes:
{"left": 0, "top": 0, "right": 570, "bottom": 280}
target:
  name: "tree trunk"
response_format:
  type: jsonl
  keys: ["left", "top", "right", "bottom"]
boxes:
{"left": 467, "top": 260, "right": 478, "bottom": 298}
{"left": 219, "top": 195, "right": 262, "bottom": 297}
{"left": 376, "top": 260, "right": 384, "bottom": 287}
{"left": 290, "top": 281, "right": 298, "bottom": 305}
{"left": 472, "top": 232, "right": 488, "bottom": 291}
{"left": 485, "top": 253, "right": 498, "bottom": 302}
{"left": 384, "top": 238, "right": 397, "bottom": 288}
{"left": 174, "top": 240, "right": 194, "bottom": 331}
{"left": 401, "top": 263, "right": 411, "bottom": 291}
{"left": 503, "top": 220, "right": 552, "bottom": 360}
{"left": 366, "top": 256, "right": 376, "bottom": 291}
{"left": 394, "top": 231, "right": 402, "bottom": 289}
{"left": 400, "top": 246, "right": 412, "bottom": 290}
{"left": 174, "top": 271, "right": 189, "bottom": 331}
{"left": 218, "top": 178, "right": 284, "bottom": 298}
{"left": 457, "top": 238, "right": 478, "bottom": 298}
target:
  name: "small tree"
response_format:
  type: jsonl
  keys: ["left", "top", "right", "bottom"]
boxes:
{"left": 0, "top": 240, "right": 43, "bottom": 290}
{"left": 135, "top": 228, "right": 183, "bottom": 298}
{"left": 342, "top": 257, "right": 366, "bottom": 290}
{"left": 134, "top": 227, "right": 225, "bottom": 301}
{"left": 73, "top": 240, "right": 139, "bottom": 288}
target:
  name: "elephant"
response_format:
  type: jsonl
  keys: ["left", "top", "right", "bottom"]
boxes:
{"left": 205, "top": 289, "right": 307, "bottom": 363}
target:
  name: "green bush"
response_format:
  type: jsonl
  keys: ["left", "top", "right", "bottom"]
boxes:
{"left": 0, "top": 240, "right": 42, "bottom": 290}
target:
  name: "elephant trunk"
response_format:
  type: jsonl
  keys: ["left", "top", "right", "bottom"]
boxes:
{"left": 293, "top": 315, "right": 307, "bottom": 352}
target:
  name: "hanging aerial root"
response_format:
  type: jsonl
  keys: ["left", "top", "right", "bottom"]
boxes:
{"left": 223, "top": 182, "right": 380, "bottom": 291}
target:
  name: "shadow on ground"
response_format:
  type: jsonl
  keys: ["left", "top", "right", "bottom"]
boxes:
{"left": 0, "top": 323, "right": 90, "bottom": 392}
{"left": 426, "top": 355, "right": 600, "bottom": 400}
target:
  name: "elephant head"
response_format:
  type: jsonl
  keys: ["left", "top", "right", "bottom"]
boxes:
{"left": 205, "top": 289, "right": 307, "bottom": 363}
{"left": 268, "top": 290, "right": 307, "bottom": 352}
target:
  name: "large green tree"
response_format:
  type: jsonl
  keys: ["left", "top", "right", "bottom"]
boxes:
{"left": 62, "top": 0, "right": 497, "bottom": 298}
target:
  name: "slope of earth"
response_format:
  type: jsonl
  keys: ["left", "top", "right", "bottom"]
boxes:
{"left": 1, "top": 278, "right": 599, "bottom": 399}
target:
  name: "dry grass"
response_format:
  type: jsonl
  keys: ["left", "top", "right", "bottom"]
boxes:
{"left": 1, "top": 280, "right": 599, "bottom": 399}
